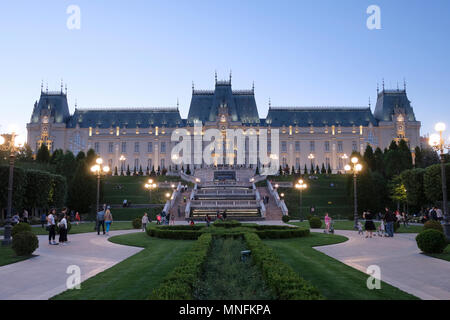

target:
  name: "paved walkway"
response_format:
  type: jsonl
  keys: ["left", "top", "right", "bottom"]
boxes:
{"left": 0, "top": 230, "right": 142, "bottom": 300}
{"left": 313, "top": 230, "right": 450, "bottom": 300}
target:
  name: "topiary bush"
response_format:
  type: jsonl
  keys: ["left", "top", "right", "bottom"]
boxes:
{"left": 132, "top": 218, "right": 142, "bottom": 229}
{"left": 416, "top": 229, "right": 447, "bottom": 254}
{"left": 423, "top": 220, "right": 444, "bottom": 233}
{"left": 308, "top": 216, "right": 322, "bottom": 229}
{"left": 11, "top": 223, "right": 32, "bottom": 238}
{"left": 12, "top": 231, "right": 39, "bottom": 256}
{"left": 282, "top": 215, "right": 290, "bottom": 223}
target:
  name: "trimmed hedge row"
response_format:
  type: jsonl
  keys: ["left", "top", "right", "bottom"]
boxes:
{"left": 213, "top": 220, "right": 242, "bottom": 228}
{"left": 146, "top": 225, "right": 203, "bottom": 240}
{"left": 244, "top": 233, "right": 323, "bottom": 300}
{"left": 149, "top": 233, "right": 212, "bottom": 299}
{"left": 256, "top": 228, "right": 310, "bottom": 239}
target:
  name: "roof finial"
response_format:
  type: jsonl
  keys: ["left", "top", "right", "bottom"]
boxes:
{"left": 46, "top": 82, "right": 48, "bottom": 94}
{"left": 377, "top": 82, "right": 379, "bottom": 94}
{"left": 192, "top": 81, "right": 195, "bottom": 92}
{"left": 382, "top": 78, "right": 385, "bottom": 91}
{"left": 41, "top": 80, "right": 44, "bottom": 93}
{"left": 177, "top": 98, "right": 179, "bottom": 109}
{"left": 252, "top": 81, "right": 255, "bottom": 93}
{"left": 269, "top": 97, "right": 272, "bottom": 108}
{"left": 65, "top": 83, "right": 68, "bottom": 95}
{"left": 397, "top": 81, "right": 399, "bottom": 91}
{"left": 215, "top": 71, "right": 217, "bottom": 84}
{"left": 229, "top": 70, "right": 232, "bottom": 83}
{"left": 403, "top": 78, "right": 407, "bottom": 91}
{"left": 61, "top": 79, "right": 64, "bottom": 93}
{"left": 369, "top": 97, "right": 371, "bottom": 108}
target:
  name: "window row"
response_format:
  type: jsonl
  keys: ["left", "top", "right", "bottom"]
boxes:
{"left": 93, "top": 142, "right": 167, "bottom": 154}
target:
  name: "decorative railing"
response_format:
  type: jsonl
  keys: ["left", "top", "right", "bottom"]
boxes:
{"left": 267, "top": 180, "right": 288, "bottom": 216}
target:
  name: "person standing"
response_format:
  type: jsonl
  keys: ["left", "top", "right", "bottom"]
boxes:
{"left": 58, "top": 214, "right": 68, "bottom": 245}
{"left": 205, "top": 214, "right": 211, "bottom": 227}
{"left": 104, "top": 209, "right": 113, "bottom": 235}
{"left": 96, "top": 208, "right": 106, "bottom": 235}
{"left": 436, "top": 207, "right": 443, "bottom": 221}
{"left": 384, "top": 207, "right": 395, "bottom": 237}
{"left": 324, "top": 213, "right": 331, "bottom": 233}
{"left": 363, "top": 211, "right": 376, "bottom": 238}
{"left": 40, "top": 212, "right": 47, "bottom": 228}
{"left": 75, "top": 211, "right": 81, "bottom": 225}
{"left": 170, "top": 213, "right": 175, "bottom": 226}
{"left": 47, "top": 209, "right": 57, "bottom": 245}
{"left": 23, "top": 209, "right": 29, "bottom": 224}
{"left": 142, "top": 213, "right": 149, "bottom": 231}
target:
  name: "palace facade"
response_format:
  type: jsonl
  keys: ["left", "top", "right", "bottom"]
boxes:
{"left": 27, "top": 78, "right": 421, "bottom": 173}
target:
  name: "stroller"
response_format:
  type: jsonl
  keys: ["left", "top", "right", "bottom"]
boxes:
{"left": 324, "top": 220, "right": 335, "bottom": 234}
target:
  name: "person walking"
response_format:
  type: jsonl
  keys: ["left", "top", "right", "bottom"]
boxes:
{"left": 363, "top": 211, "right": 376, "bottom": 238}
{"left": 142, "top": 213, "right": 149, "bottom": 231}
{"left": 324, "top": 213, "right": 331, "bottom": 233}
{"left": 47, "top": 209, "right": 57, "bottom": 245}
{"left": 205, "top": 214, "right": 211, "bottom": 227}
{"left": 104, "top": 209, "right": 113, "bottom": 235}
{"left": 96, "top": 208, "right": 106, "bottom": 235}
{"left": 384, "top": 207, "right": 395, "bottom": 237}
{"left": 436, "top": 207, "right": 443, "bottom": 221}
{"left": 58, "top": 213, "right": 68, "bottom": 245}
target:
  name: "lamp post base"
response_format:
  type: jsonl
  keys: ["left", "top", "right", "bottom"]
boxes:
{"left": 443, "top": 223, "right": 450, "bottom": 242}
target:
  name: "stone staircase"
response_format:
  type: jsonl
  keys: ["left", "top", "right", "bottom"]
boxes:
{"left": 168, "top": 188, "right": 191, "bottom": 221}
{"left": 258, "top": 187, "right": 283, "bottom": 220}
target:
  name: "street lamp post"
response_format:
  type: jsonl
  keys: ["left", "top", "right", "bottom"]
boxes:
{"left": 429, "top": 122, "right": 450, "bottom": 240}
{"left": 91, "top": 158, "right": 110, "bottom": 213}
{"left": 295, "top": 179, "right": 308, "bottom": 221}
{"left": 1, "top": 132, "right": 24, "bottom": 246}
{"left": 119, "top": 155, "right": 126, "bottom": 176}
{"left": 308, "top": 154, "right": 315, "bottom": 173}
{"left": 144, "top": 179, "right": 157, "bottom": 204}
{"left": 345, "top": 157, "right": 363, "bottom": 230}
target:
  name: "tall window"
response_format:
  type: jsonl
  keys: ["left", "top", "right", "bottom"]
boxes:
{"left": 147, "top": 158, "right": 152, "bottom": 169}
{"left": 325, "top": 157, "right": 330, "bottom": 169}
{"left": 147, "top": 142, "right": 153, "bottom": 153}
{"left": 134, "top": 158, "right": 139, "bottom": 170}
{"left": 324, "top": 141, "right": 330, "bottom": 152}
{"left": 310, "top": 141, "right": 315, "bottom": 152}
{"left": 94, "top": 142, "right": 100, "bottom": 153}
{"left": 296, "top": 157, "right": 300, "bottom": 169}
{"left": 295, "top": 141, "right": 300, "bottom": 152}
{"left": 121, "top": 142, "right": 127, "bottom": 153}
{"left": 282, "top": 157, "right": 287, "bottom": 167}
{"left": 338, "top": 141, "right": 343, "bottom": 153}
{"left": 268, "top": 141, "right": 272, "bottom": 153}
{"left": 161, "top": 159, "right": 165, "bottom": 169}
{"left": 108, "top": 159, "right": 113, "bottom": 168}
{"left": 161, "top": 142, "right": 166, "bottom": 153}
{"left": 134, "top": 142, "right": 140, "bottom": 153}
{"left": 108, "top": 142, "right": 114, "bottom": 153}
{"left": 338, "top": 158, "right": 343, "bottom": 169}
{"left": 281, "top": 141, "right": 287, "bottom": 152}
{"left": 352, "top": 141, "right": 358, "bottom": 152}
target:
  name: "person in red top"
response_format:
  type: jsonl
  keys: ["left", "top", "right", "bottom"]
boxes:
{"left": 75, "top": 212, "right": 81, "bottom": 225}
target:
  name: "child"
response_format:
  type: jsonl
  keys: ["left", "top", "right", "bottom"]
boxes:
{"left": 142, "top": 213, "right": 149, "bottom": 231}
{"left": 156, "top": 214, "right": 161, "bottom": 225}
{"left": 357, "top": 221, "right": 364, "bottom": 235}
{"left": 378, "top": 220, "right": 385, "bottom": 237}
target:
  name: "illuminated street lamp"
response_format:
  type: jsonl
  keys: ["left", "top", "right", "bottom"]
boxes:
{"left": 429, "top": 122, "right": 450, "bottom": 240}
{"left": 345, "top": 157, "right": 363, "bottom": 229}
{"left": 91, "top": 158, "right": 110, "bottom": 213}
{"left": 144, "top": 179, "right": 157, "bottom": 204}
{"left": 119, "top": 155, "right": 126, "bottom": 175}
{"left": 0, "top": 132, "right": 25, "bottom": 245}
{"left": 295, "top": 179, "right": 308, "bottom": 221}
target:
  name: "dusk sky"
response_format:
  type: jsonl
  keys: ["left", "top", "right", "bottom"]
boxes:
{"left": 1, "top": 0, "right": 449, "bottom": 141}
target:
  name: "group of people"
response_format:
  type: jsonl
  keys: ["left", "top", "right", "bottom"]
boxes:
{"left": 420, "top": 207, "right": 444, "bottom": 223}
{"left": 96, "top": 205, "right": 114, "bottom": 235}
{"left": 356, "top": 207, "right": 415, "bottom": 238}
{"left": 155, "top": 210, "right": 175, "bottom": 226}
{"left": 262, "top": 195, "right": 270, "bottom": 205}
{"left": 46, "top": 208, "right": 69, "bottom": 245}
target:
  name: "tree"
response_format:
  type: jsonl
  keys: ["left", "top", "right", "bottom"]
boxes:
{"left": 150, "top": 165, "right": 156, "bottom": 176}
{"left": 76, "top": 151, "right": 86, "bottom": 162}
{"left": 423, "top": 163, "right": 450, "bottom": 203}
{"left": 321, "top": 163, "right": 326, "bottom": 174}
{"left": 304, "top": 164, "right": 308, "bottom": 175}
{"left": 415, "top": 146, "right": 439, "bottom": 168}
{"left": 126, "top": 165, "right": 131, "bottom": 176}
{"left": 279, "top": 166, "right": 283, "bottom": 176}
{"left": 59, "top": 151, "right": 77, "bottom": 185}
{"left": 255, "top": 166, "right": 260, "bottom": 175}
{"left": 363, "top": 145, "right": 376, "bottom": 172}
{"left": 291, "top": 166, "right": 296, "bottom": 176}
{"left": 310, "top": 163, "right": 314, "bottom": 175}
{"left": 50, "top": 149, "right": 64, "bottom": 166}
{"left": 373, "top": 147, "right": 384, "bottom": 175}
{"left": 36, "top": 144, "right": 50, "bottom": 163}
{"left": 16, "top": 144, "right": 33, "bottom": 162}
{"left": 384, "top": 140, "right": 412, "bottom": 178}
{"left": 327, "top": 163, "right": 332, "bottom": 175}
{"left": 389, "top": 175, "right": 407, "bottom": 211}
{"left": 139, "top": 165, "right": 143, "bottom": 176}
{"left": 114, "top": 166, "right": 118, "bottom": 176}
{"left": 400, "top": 168, "right": 426, "bottom": 211}
{"left": 67, "top": 159, "right": 96, "bottom": 214}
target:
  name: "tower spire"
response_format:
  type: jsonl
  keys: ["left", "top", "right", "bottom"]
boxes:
{"left": 382, "top": 78, "right": 385, "bottom": 91}
{"left": 65, "top": 83, "right": 68, "bottom": 95}
{"left": 229, "top": 70, "right": 232, "bottom": 83}
{"left": 41, "top": 80, "right": 44, "bottom": 93}
{"left": 377, "top": 82, "right": 379, "bottom": 94}
{"left": 61, "top": 79, "right": 64, "bottom": 93}
{"left": 192, "top": 81, "right": 195, "bottom": 92}
{"left": 369, "top": 96, "right": 371, "bottom": 108}
{"left": 46, "top": 82, "right": 48, "bottom": 94}
{"left": 177, "top": 98, "right": 179, "bottom": 109}
{"left": 252, "top": 81, "right": 255, "bottom": 93}
{"left": 403, "top": 78, "right": 407, "bottom": 91}
{"left": 215, "top": 71, "right": 217, "bottom": 84}
{"left": 269, "top": 97, "right": 272, "bottom": 108}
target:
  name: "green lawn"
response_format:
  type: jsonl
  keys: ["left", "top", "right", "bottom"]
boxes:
{"left": 0, "top": 245, "right": 32, "bottom": 267}
{"left": 427, "top": 244, "right": 450, "bottom": 262}
{"left": 264, "top": 233, "right": 418, "bottom": 300}
{"left": 289, "top": 220, "right": 424, "bottom": 233}
{"left": 0, "top": 221, "right": 137, "bottom": 236}
{"left": 52, "top": 232, "right": 194, "bottom": 300}
{"left": 272, "top": 175, "right": 353, "bottom": 218}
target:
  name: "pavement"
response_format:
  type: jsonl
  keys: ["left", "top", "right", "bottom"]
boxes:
{"left": 313, "top": 229, "right": 450, "bottom": 300}
{"left": 0, "top": 230, "right": 142, "bottom": 300}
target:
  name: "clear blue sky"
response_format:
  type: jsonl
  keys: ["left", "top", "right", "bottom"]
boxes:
{"left": 1, "top": 0, "right": 449, "bottom": 140}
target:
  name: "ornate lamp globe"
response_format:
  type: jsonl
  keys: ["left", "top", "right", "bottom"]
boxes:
{"left": 0, "top": 136, "right": 5, "bottom": 145}
{"left": 428, "top": 134, "right": 441, "bottom": 147}
{"left": 355, "top": 164, "right": 363, "bottom": 172}
{"left": 435, "top": 122, "right": 446, "bottom": 133}
{"left": 103, "top": 166, "right": 110, "bottom": 173}
{"left": 344, "top": 164, "right": 351, "bottom": 171}
{"left": 96, "top": 158, "right": 103, "bottom": 165}
{"left": 351, "top": 157, "right": 359, "bottom": 164}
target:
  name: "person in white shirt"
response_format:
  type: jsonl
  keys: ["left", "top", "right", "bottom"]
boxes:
{"left": 47, "top": 209, "right": 57, "bottom": 245}
{"left": 436, "top": 208, "right": 443, "bottom": 221}
{"left": 141, "top": 213, "right": 149, "bottom": 231}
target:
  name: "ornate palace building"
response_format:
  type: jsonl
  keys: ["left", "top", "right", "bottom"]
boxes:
{"left": 27, "top": 77, "right": 421, "bottom": 173}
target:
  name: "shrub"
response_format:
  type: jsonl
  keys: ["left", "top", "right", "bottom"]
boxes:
{"left": 149, "top": 233, "right": 212, "bottom": 299}
{"left": 282, "top": 215, "right": 290, "bottom": 223}
{"left": 244, "top": 233, "right": 322, "bottom": 300}
{"left": 256, "top": 228, "right": 310, "bottom": 239}
{"left": 213, "top": 220, "right": 241, "bottom": 228}
{"left": 132, "top": 218, "right": 142, "bottom": 229}
{"left": 12, "top": 231, "right": 39, "bottom": 256}
{"left": 416, "top": 229, "right": 447, "bottom": 254}
{"left": 423, "top": 220, "right": 444, "bottom": 233}
{"left": 11, "top": 222, "right": 32, "bottom": 238}
{"left": 308, "top": 216, "right": 322, "bottom": 229}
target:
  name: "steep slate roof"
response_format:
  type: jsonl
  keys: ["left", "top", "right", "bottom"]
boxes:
{"left": 187, "top": 80, "right": 260, "bottom": 125}
{"left": 31, "top": 91, "right": 70, "bottom": 124}
{"left": 67, "top": 108, "right": 183, "bottom": 128}
{"left": 265, "top": 107, "right": 377, "bottom": 127}
{"left": 374, "top": 89, "right": 416, "bottom": 122}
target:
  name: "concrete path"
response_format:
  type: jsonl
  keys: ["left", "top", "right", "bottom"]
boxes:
{"left": 313, "top": 230, "right": 450, "bottom": 300}
{"left": 0, "top": 230, "right": 142, "bottom": 300}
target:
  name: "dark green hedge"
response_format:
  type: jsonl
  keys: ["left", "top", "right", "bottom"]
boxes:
{"left": 244, "top": 233, "right": 322, "bottom": 300}
{"left": 146, "top": 225, "right": 203, "bottom": 240}
{"left": 149, "top": 233, "right": 212, "bottom": 299}
{"left": 213, "top": 220, "right": 242, "bottom": 228}
{"left": 256, "top": 228, "right": 310, "bottom": 239}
